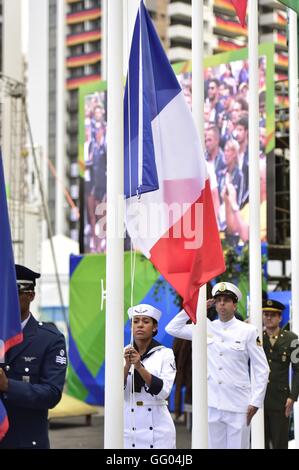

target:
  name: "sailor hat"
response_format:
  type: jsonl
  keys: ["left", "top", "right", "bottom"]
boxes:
{"left": 128, "top": 304, "right": 162, "bottom": 322}
{"left": 212, "top": 282, "right": 242, "bottom": 302}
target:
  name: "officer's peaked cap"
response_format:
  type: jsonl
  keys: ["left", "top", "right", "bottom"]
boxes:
{"left": 15, "top": 264, "right": 41, "bottom": 288}
{"left": 262, "top": 298, "right": 285, "bottom": 313}
{"left": 128, "top": 304, "right": 161, "bottom": 322}
{"left": 212, "top": 282, "right": 242, "bottom": 302}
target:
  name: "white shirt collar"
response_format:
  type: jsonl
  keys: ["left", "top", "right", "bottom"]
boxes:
{"left": 21, "top": 314, "right": 31, "bottom": 330}
{"left": 219, "top": 316, "right": 237, "bottom": 328}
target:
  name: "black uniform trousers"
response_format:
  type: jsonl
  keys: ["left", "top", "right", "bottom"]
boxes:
{"left": 264, "top": 409, "right": 289, "bottom": 449}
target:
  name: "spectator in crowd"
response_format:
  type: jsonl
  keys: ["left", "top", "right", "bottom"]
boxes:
{"left": 238, "top": 60, "right": 249, "bottom": 85}
{"left": 218, "top": 139, "right": 244, "bottom": 231}
{"left": 204, "top": 67, "right": 215, "bottom": 100}
{"left": 204, "top": 126, "right": 226, "bottom": 220}
{"left": 222, "top": 157, "right": 267, "bottom": 243}
{"left": 235, "top": 115, "right": 249, "bottom": 206}
{"left": 237, "top": 82, "right": 249, "bottom": 101}
{"left": 205, "top": 78, "right": 224, "bottom": 124}
{"left": 220, "top": 63, "right": 237, "bottom": 95}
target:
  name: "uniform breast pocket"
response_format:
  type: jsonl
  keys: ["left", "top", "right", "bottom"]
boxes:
{"left": 13, "top": 363, "right": 40, "bottom": 384}
{"left": 207, "top": 336, "right": 215, "bottom": 346}
{"left": 234, "top": 381, "right": 251, "bottom": 391}
{"left": 230, "top": 341, "right": 246, "bottom": 351}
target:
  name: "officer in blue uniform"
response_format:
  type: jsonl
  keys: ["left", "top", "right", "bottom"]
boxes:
{"left": 0, "top": 265, "right": 67, "bottom": 449}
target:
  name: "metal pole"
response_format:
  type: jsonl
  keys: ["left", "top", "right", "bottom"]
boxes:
{"left": 191, "top": 0, "right": 208, "bottom": 449}
{"left": 55, "top": 0, "right": 66, "bottom": 235}
{"left": 288, "top": 8, "right": 299, "bottom": 449}
{"left": 104, "top": 0, "right": 124, "bottom": 449}
{"left": 248, "top": 0, "right": 264, "bottom": 448}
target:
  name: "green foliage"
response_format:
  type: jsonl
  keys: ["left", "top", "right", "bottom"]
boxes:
{"left": 152, "top": 278, "right": 182, "bottom": 308}
{"left": 216, "top": 241, "right": 268, "bottom": 318}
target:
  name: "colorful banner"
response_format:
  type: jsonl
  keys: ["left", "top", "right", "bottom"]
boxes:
{"left": 67, "top": 253, "right": 181, "bottom": 405}
{"left": 279, "top": 0, "right": 299, "bottom": 15}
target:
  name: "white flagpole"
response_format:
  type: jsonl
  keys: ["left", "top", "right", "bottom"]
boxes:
{"left": 192, "top": 0, "right": 208, "bottom": 449}
{"left": 288, "top": 8, "right": 299, "bottom": 449}
{"left": 104, "top": 0, "right": 124, "bottom": 449}
{"left": 248, "top": 0, "right": 265, "bottom": 449}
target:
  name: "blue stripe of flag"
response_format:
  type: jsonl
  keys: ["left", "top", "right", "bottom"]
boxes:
{"left": 124, "top": 1, "right": 181, "bottom": 198}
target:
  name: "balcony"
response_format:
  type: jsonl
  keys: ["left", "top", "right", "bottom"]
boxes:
{"left": 168, "top": 46, "right": 191, "bottom": 63}
{"left": 259, "top": 11, "right": 287, "bottom": 30}
{"left": 168, "top": 2, "right": 192, "bottom": 21}
{"left": 67, "top": 120, "right": 78, "bottom": 135}
{"left": 67, "top": 141, "right": 79, "bottom": 158}
{"left": 66, "top": 51, "right": 101, "bottom": 68}
{"left": 260, "top": 31, "right": 287, "bottom": 51}
{"left": 66, "top": 30, "right": 101, "bottom": 46}
{"left": 213, "top": 0, "right": 235, "bottom": 17}
{"left": 66, "top": 7, "right": 101, "bottom": 26}
{"left": 66, "top": 74, "right": 101, "bottom": 90}
{"left": 213, "top": 15, "right": 247, "bottom": 38}
{"left": 168, "top": 24, "right": 192, "bottom": 42}
{"left": 259, "top": 0, "right": 286, "bottom": 10}
{"left": 67, "top": 97, "right": 79, "bottom": 114}
{"left": 215, "top": 37, "right": 245, "bottom": 53}
{"left": 275, "top": 52, "right": 288, "bottom": 72}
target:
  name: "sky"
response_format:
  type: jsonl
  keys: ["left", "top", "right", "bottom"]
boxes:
{"left": 22, "top": 0, "right": 29, "bottom": 54}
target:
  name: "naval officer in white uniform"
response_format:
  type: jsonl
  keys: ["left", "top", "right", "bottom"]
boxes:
{"left": 124, "top": 304, "right": 176, "bottom": 449}
{"left": 165, "top": 282, "right": 269, "bottom": 449}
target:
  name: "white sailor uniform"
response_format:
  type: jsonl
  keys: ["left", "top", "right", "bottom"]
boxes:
{"left": 165, "top": 310, "right": 269, "bottom": 449}
{"left": 124, "top": 342, "right": 176, "bottom": 449}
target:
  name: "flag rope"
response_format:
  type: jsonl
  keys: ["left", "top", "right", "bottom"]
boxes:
{"left": 126, "top": 2, "right": 139, "bottom": 447}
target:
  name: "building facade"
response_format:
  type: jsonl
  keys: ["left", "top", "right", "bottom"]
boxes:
{"left": 26, "top": 0, "right": 291, "bottom": 271}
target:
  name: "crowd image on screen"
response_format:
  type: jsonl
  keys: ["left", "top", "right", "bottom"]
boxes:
{"left": 178, "top": 57, "right": 267, "bottom": 245}
{"left": 83, "top": 92, "right": 107, "bottom": 253}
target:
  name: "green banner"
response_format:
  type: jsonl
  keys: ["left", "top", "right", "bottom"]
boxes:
{"left": 279, "top": 0, "right": 299, "bottom": 15}
{"left": 67, "top": 253, "right": 166, "bottom": 404}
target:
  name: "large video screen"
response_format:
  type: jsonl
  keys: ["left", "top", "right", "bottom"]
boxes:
{"left": 78, "top": 82, "right": 107, "bottom": 253}
{"left": 78, "top": 44, "right": 275, "bottom": 253}
{"left": 175, "top": 43, "right": 275, "bottom": 247}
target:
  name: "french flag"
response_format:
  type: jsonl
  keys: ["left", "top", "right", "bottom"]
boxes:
{"left": 0, "top": 152, "right": 23, "bottom": 441}
{"left": 124, "top": 1, "right": 225, "bottom": 323}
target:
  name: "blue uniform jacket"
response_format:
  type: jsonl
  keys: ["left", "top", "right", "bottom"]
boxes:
{"left": 0, "top": 315, "right": 67, "bottom": 449}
